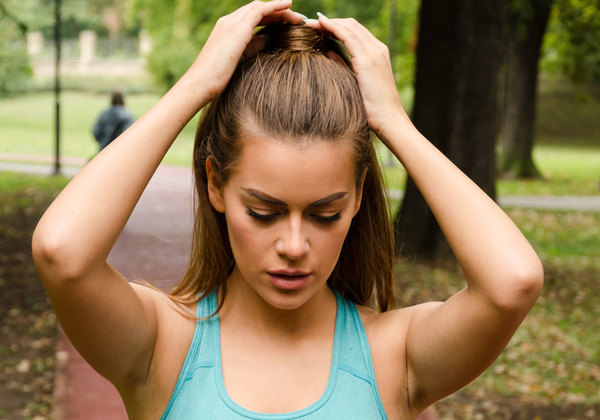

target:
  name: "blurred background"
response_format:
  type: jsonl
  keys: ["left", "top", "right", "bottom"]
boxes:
{"left": 0, "top": 0, "right": 598, "bottom": 418}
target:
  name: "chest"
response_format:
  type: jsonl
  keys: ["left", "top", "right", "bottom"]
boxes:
{"left": 220, "top": 328, "right": 334, "bottom": 413}
{"left": 139, "top": 297, "right": 410, "bottom": 419}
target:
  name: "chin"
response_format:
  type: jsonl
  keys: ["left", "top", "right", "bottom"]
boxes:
{"left": 263, "top": 290, "right": 313, "bottom": 311}
{"left": 254, "top": 282, "right": 330, "bottom": 312}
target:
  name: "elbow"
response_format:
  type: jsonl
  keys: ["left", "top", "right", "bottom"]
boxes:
{"left": 494, "top": 258, "right": 544, "bottom": 313}
{"left": 514, "top": 259, "right": 544, "bottom": 305}
{"left": 32, "top": 226, "right": 87, "bottom": 284}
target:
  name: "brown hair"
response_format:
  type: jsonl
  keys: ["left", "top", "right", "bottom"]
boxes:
{"left": 111, "top": 89, "right": 125, "bottom": 106}
{"left": 170, "top": 23, "right": 395, "bottom": 312}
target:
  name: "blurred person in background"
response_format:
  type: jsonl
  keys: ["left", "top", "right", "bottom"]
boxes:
{"left": 92, "top": 89, "right": 135, "bottom": 152}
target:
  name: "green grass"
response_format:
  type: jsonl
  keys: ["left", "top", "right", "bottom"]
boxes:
{"left": 0, "top": 171, "right": 70, "bottom": 193}
{"left": 381, "top": 144, "right": 599, "bottom": 196}
{"left": 508, "top": 209, "right": 599, "bottom": 266}
{"left": 497, "top": 146, "right": 599, "bottom": 196}
{"left": 0, "top": 91, "right": 197, "bottom": 166}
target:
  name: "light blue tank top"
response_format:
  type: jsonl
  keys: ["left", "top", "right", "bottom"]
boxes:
{"left": 161, "top": 290, "right": 388, "bottom": 419}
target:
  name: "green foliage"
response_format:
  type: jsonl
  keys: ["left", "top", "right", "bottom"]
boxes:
{"left": 5, "top": 0, "right": 140, "bottom": 39}
{"left": 129, "top": 0, "right": 419, "bottom": 91}
{"left": 0, "top": 16, "right": 31, "bottom": 95}
{"left": 542, "top": 0, "right": 600, "bottom": 83}
{"left": 128, "top": 0, "right": 241, "bottom": 90}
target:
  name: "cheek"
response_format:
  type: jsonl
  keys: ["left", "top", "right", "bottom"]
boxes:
{"left": 225, "top": 208, "right": 268, "bottom": 262}
{"left": 309, "top": 220, "right": 353, "bottom": 265}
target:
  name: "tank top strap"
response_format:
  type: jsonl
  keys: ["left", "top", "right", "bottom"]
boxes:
{"left": 333, "top": 291, "right": 387, "bottom": 417}
{"left": 160, "top": 290, "right": 219, "bottom": 419}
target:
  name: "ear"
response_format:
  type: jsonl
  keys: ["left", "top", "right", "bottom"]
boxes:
{"left": 206, "top": 158, "right": 225, "bottom": 213}
{"left": 353, "top": 169, "right": 367, "bottom": 217}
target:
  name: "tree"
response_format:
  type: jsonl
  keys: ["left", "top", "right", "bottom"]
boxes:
{"left": 128, "top": 0, "right": 410, "bottom": 90}
{"left": 127, "top": 0, "right": 249, "bottom": 89}
{"left": 549, "top": 0, "right": 600, "bottom": 84}
{"left": 499, "top": 0, "right": 553, "bottom": 179}
{"left": 394, "top": 0, "right": 507, "bottom": 258}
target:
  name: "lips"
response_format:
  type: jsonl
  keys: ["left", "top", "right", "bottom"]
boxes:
{"left": 267, "top": 269, "right": 311, "bottom": 290}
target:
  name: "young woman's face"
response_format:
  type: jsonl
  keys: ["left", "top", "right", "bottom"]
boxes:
{"left": 207, "top": 129, "right": 364, "bottom": 311}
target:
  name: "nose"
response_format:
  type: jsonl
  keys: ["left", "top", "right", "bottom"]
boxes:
{"left": 275, "top": 213, "right": 309, "bottom": 260}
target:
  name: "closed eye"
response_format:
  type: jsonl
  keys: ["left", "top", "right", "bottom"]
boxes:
{"left": 246, "top": 208, "right": 279, "bottom": 224}
{"left": 311, "top": 212, "right": 341, "bottom": 223}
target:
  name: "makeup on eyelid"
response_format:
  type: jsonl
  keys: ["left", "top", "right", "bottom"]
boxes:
{"left": 245, "top": 207, "right": 342, "bottom": 224}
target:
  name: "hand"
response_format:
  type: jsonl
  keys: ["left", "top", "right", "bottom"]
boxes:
{"left": 305, "top": 17, "right": 411, "bottom": 141}
{"left": 185, "top": 0, "right": 303, "bottom": 104}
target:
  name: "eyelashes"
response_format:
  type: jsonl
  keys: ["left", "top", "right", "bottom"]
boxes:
{"left": 314, "top": 213, "right": 342, "bottom": 223}
{"left": 246, "top": 208, "right": 341, "bottom": 224}
{"left": 246, "top": 208, "right": 278, "bottom": 224}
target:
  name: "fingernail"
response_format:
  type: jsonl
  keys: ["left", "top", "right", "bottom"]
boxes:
{"left": 305, "top": 18, "right": 318, "bottom": 24}
{"left": 316, "top": 12, "right": 328, "bottom": 20}
{"left": 296, "top": 12, "right": 309, "bottom": 23}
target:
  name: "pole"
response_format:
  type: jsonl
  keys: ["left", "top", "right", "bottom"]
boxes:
{"left": 53, "top": 0, "right": 61, "bottom": 176}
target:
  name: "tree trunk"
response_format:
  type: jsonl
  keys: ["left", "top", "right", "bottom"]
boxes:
{"left": 499, "top": 0, "right": 553, "bottom": 179}
{"left": 394, "top": 0, "right": 507, "bottom": 259}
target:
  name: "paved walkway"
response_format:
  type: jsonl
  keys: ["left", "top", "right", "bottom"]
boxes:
{"left": 2, "top": 155, "right": 598, "bottom": 418}
{"left": 51, "top": 164, "right": 194, "bottom": 420}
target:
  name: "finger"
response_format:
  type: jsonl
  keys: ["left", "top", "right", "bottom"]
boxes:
{"left": 303, "top": 19, "right": 325, "bottom": 31}
{"left": 258, "top": 9, "right": 304, "bottom": 26}
{"left": 240, "top": 0, "right": 294, "bottom": 25}
{"left": 317, "top": 18, "right": 377, "bottom": 61}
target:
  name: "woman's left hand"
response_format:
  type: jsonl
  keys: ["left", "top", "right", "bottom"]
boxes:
{"left": 306, "top": 16, "right": 411, "bottom": 140}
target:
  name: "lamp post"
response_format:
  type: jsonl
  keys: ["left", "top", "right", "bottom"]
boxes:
{"left": 53, "top": 0, "right": 61, "bottom": 176}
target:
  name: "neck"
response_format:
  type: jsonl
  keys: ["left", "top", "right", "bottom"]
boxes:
{"left": 218, "top": 269, "right": 337, "bottom": 338}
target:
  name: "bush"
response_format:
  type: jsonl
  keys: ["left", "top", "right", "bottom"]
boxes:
{"left": 0, "top": 20, "right": 32, "bottom": 96}
{"left": 146, "top": 35, "right": 199, "bottom": 91}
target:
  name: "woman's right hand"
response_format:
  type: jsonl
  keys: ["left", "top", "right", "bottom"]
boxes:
{"left": 184, "top": 0, "right": 303, "bottom": 104}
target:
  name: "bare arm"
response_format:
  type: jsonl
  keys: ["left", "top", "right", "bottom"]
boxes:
{"left": 311, "top": 16, "right": 543, "bottom": 410}
{"left": 32, "top": 0, "right": 303, "bottom": 389}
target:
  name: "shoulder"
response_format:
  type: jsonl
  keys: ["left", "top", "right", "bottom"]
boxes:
{"left": 355, "top": 302, "right": 441, "bottom": 339}
{"left": 355, "top": 301, "right": 446, "bottom": 361}
{"left": 353, "top": 301, "right": 443, "bottom": 416}
{"left": 124, "top": 284, "right": 199, "bottom": 417}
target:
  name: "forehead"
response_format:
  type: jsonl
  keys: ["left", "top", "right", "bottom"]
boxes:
{"left": 229, "top": 132, "right": 357, "bottom": 202}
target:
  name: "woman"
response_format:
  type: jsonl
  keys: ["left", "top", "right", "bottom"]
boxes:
{"left": 32, "top": 1, "right": 543, "bottom": 418}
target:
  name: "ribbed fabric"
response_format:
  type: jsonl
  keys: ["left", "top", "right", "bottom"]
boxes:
{"left": 161, "top": 290, "right": 387, "bottom": 419}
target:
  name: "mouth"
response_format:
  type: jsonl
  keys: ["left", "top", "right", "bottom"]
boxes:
{"left": 267, "top": 269, "right": 311, "bottom": 290}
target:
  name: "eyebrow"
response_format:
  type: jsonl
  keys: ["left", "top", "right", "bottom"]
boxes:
{"left": 243, "top": 189, "right": 348, "bottom": 208}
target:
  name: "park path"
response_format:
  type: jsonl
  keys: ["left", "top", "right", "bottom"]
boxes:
{"left": 2, "top": 155, "right": 599, "bottom": 419}
{"left": 51, "top": 164, "right": 195, "bottom": 420}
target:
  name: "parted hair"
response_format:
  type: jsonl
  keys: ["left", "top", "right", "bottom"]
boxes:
{"left": 170, "top": 23, "right": 395, "bottom": 312}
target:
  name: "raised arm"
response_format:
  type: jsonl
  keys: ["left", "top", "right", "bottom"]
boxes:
{"left": 32, "top": 0, "right": 303, "bottom": 390}
{"left": 311, "top": 16, "right": 543, "bottom": 411}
